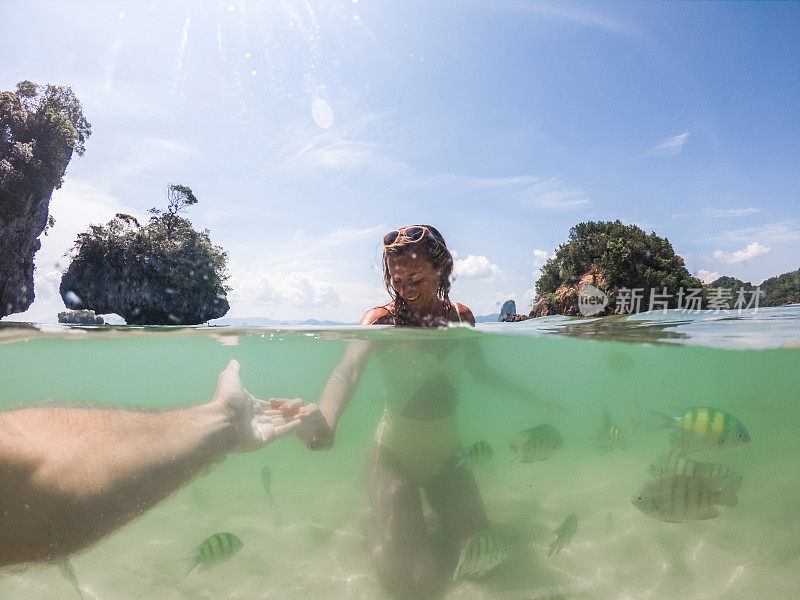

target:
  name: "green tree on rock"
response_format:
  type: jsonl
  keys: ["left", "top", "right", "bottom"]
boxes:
{"left": 60, "top": 185, "right": 230, "bottom": 325}
{"left": 0, "top": 81, "right": 91, "bottom": 318}
{"left": 533, "top": 220, "right": 703, "bottom": 316}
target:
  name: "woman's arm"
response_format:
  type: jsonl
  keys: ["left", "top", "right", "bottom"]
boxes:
{"left": 294, "top": 308, "right": 387, "bottom": 450}
{"left": 0, "top": 360, "right": 305, "bottom": 566}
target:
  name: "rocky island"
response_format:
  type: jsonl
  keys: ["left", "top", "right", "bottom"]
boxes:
{"left": 0, "top": 81, "right": 91, "bottom": 320}
{"left": 60, "top": 185, "right": 230, "bottom": 325}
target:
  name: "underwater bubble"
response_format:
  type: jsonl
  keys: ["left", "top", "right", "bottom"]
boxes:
{"left": 312, "top": 99, "right": 334, "bottom": 129}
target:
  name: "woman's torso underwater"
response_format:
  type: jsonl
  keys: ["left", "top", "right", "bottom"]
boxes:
{"left": 371, "top": 330, "right": 474, "bottom": 485}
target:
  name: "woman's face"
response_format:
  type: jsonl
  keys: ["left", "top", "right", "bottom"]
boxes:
{"left": 387, "top": 251, "right": 442, "bottom": 312}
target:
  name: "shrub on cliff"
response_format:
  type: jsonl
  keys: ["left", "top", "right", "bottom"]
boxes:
{"left": 0, "top": 81, "right": 90, "bottom": 318}
{"left": 60, "top": 185, "right": 230, "bottom": 325}
{"left": 533, "top": 220, "right": 703, "bottom": 314}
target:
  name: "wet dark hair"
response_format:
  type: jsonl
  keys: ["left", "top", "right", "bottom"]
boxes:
{"left": 381, "top": 225, "right": 454, "bottom": 325}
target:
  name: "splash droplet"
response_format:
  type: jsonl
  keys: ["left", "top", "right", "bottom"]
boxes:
{"left": 64, "top": 290, "right": 82, "bottom": 308}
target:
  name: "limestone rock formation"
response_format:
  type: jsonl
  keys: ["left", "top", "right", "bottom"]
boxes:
{"left": 58, "top": 309, "right": 104, "bottom": 325}
{"left": 531, "top": 264, "right": 613, "bottom": 318}
{"left": 0, "top": 82, "right": 90, "bottom": 319}
{"left": 60, "top": 203, "right": 230, "bottom": 325}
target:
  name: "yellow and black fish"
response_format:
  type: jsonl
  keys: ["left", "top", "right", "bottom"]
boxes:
{"left": 654, "top": 407, "right": 750, "bottom": 453}
{"left": 454, "top": 441, "right": 494, "bottom": 470}
{"left": 453, "top": 530, "right": 510, "bottom": 581}
{"left": 648, "top": 453, "right": 737, "bottom": 480}
{"left": 510, "top": 424, "right": 563, "bottom": 463}
{"left": 632, "top": 474, "right": 742, "bottom": 522}
{"left": 598, "top": 407, "right": 624, "bottom": 453}
{"left": 186, "top": 532, "right": 243, "bottom": 575}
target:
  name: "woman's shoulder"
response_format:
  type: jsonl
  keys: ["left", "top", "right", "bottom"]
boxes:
{"left": 450, "top": 301, "right": 476, "bottom": 326}
{"left": 359, "top": 304, "right": 394, "bottom": 325}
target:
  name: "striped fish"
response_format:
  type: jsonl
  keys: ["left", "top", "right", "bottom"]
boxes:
{"left": 654, "top": 407, "right": 749, "bottom": 452}
{"left": 548, "top": 512, "right": 578, "bottom": 556}
{"left": 648, "top": 453, "right": 737, "bottom": 480}
{"left": 453, "top": 531, "right": 510, "bottom": 581}
{"left": 597, "top": 407, "right": 624, "bottom": 453}
{"left": 261, "top": 466, "right": 275, "bottom": 504}
{"left": 186, "top": 532, "right": 243, "bottom": 574}
{"left": 58, "top": 559, "right": 84, "bottom": 600}
{"left": 510, "top": 424, "right": 563, "bottom": 463}
{"left": 454, "top": 441, "right": 494, "bottom": 470}
{"left": 631, "top": 475, "right": 742, "bottom": 522}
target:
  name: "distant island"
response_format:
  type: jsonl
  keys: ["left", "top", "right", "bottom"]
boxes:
{"left": 500, "top": 221, "right": 798, "bottom": 321}
{"left": 706, "top": 269, "right": 800, "bottom": 308}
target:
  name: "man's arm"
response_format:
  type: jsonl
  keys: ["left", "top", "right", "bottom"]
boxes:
{"left": 0, "top": 360, "right": 303, "bottom": 567}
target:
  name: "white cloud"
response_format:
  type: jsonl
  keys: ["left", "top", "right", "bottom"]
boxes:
{"left": 423, "top": 173, "right": 589, "bottom": 210}
{"left": 231, "top": 272, "right": 340, "bottom": 308}
{"left": 696, "top": 269, "right": 721, "bottom": 284}
{"left": 494, "top": 1, "right": 644, "bottom": 37}
{"left": 453, "top": 255, "right": 504, "bottom": 282}
{"left": 713, "top": 242, "right": 770, "bottom": 264}
{"left": 706, "top": 207, "right": 761, "bottom": 218}
{"left": 651, "top": 131, "right": 689, "bottom": 157}
{"left": 494, "top": 292, "right": 518, "bottom": 305}
{"left": 518, "top": 177, "right": 589, "bottom": 209}
{"left": 115, "top": 135, "right": 200, "bottom": 178}
{"left": 532, "top": 249, "right": 552, "bottom": 268}
{"left": 715, "top": 220, "right": 800, "bottom": 245}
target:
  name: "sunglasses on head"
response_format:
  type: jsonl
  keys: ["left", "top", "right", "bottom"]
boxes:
{"left": 383, "top": 226, "right": 435, "bottom": 246}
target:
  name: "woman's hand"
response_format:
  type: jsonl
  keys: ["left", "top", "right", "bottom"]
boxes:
{"left": 288, "top": 402, "right": 335, "bottom": 451}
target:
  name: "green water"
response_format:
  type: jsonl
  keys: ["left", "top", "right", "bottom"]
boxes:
{"left": 0, "top": 310, "right": 799, "bottom": 599}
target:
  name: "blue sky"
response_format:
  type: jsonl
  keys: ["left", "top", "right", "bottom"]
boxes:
{"left": 2, "top": 0, "right": 798, "bottom": 322}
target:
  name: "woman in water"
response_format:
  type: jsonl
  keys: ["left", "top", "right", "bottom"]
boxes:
{"left": 296, "top": 225, "right": 542, "bottom": 598}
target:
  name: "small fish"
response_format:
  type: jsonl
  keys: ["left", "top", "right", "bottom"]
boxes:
{"left": 58, "top": 559, "right": 84, "bottom": 600}
{"left": 631, "top": 475, "right": 742, "bottom": 522}
{"left": 548, "top": 512, "right": 578, "bottom": 556}
{"left": 453, "top": 530, "right": 510, "bottom": 581}
{"left": 648, "top": 453, "right": 737, "bottom": 480}
{"left": 597, "top": 407, "right": 624, "bottom": 453}
{"left": 510, "top": 424, "right": 563, "bottom": 463}
{"left": 186, "top": 532, "right": 243, "bottom": 575}
{"left": 261, "top": 466, "right": 275, "bottom": 504}
{"left": 652, "top": 407, "right": 750, "bottom": 452}
{"left": 604, "top": 512, "right": 613, "bottom": 534}
{"left": 454, "top": 441, "right": 494, "bottom": 469}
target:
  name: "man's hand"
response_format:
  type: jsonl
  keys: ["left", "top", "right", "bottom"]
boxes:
{"left": 212, "top": 360, "right": 306, "bottom": 453}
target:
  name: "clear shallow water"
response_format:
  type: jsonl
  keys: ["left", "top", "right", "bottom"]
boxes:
{"left": 0, "top": 306, "right": 798, "bottom": 599}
